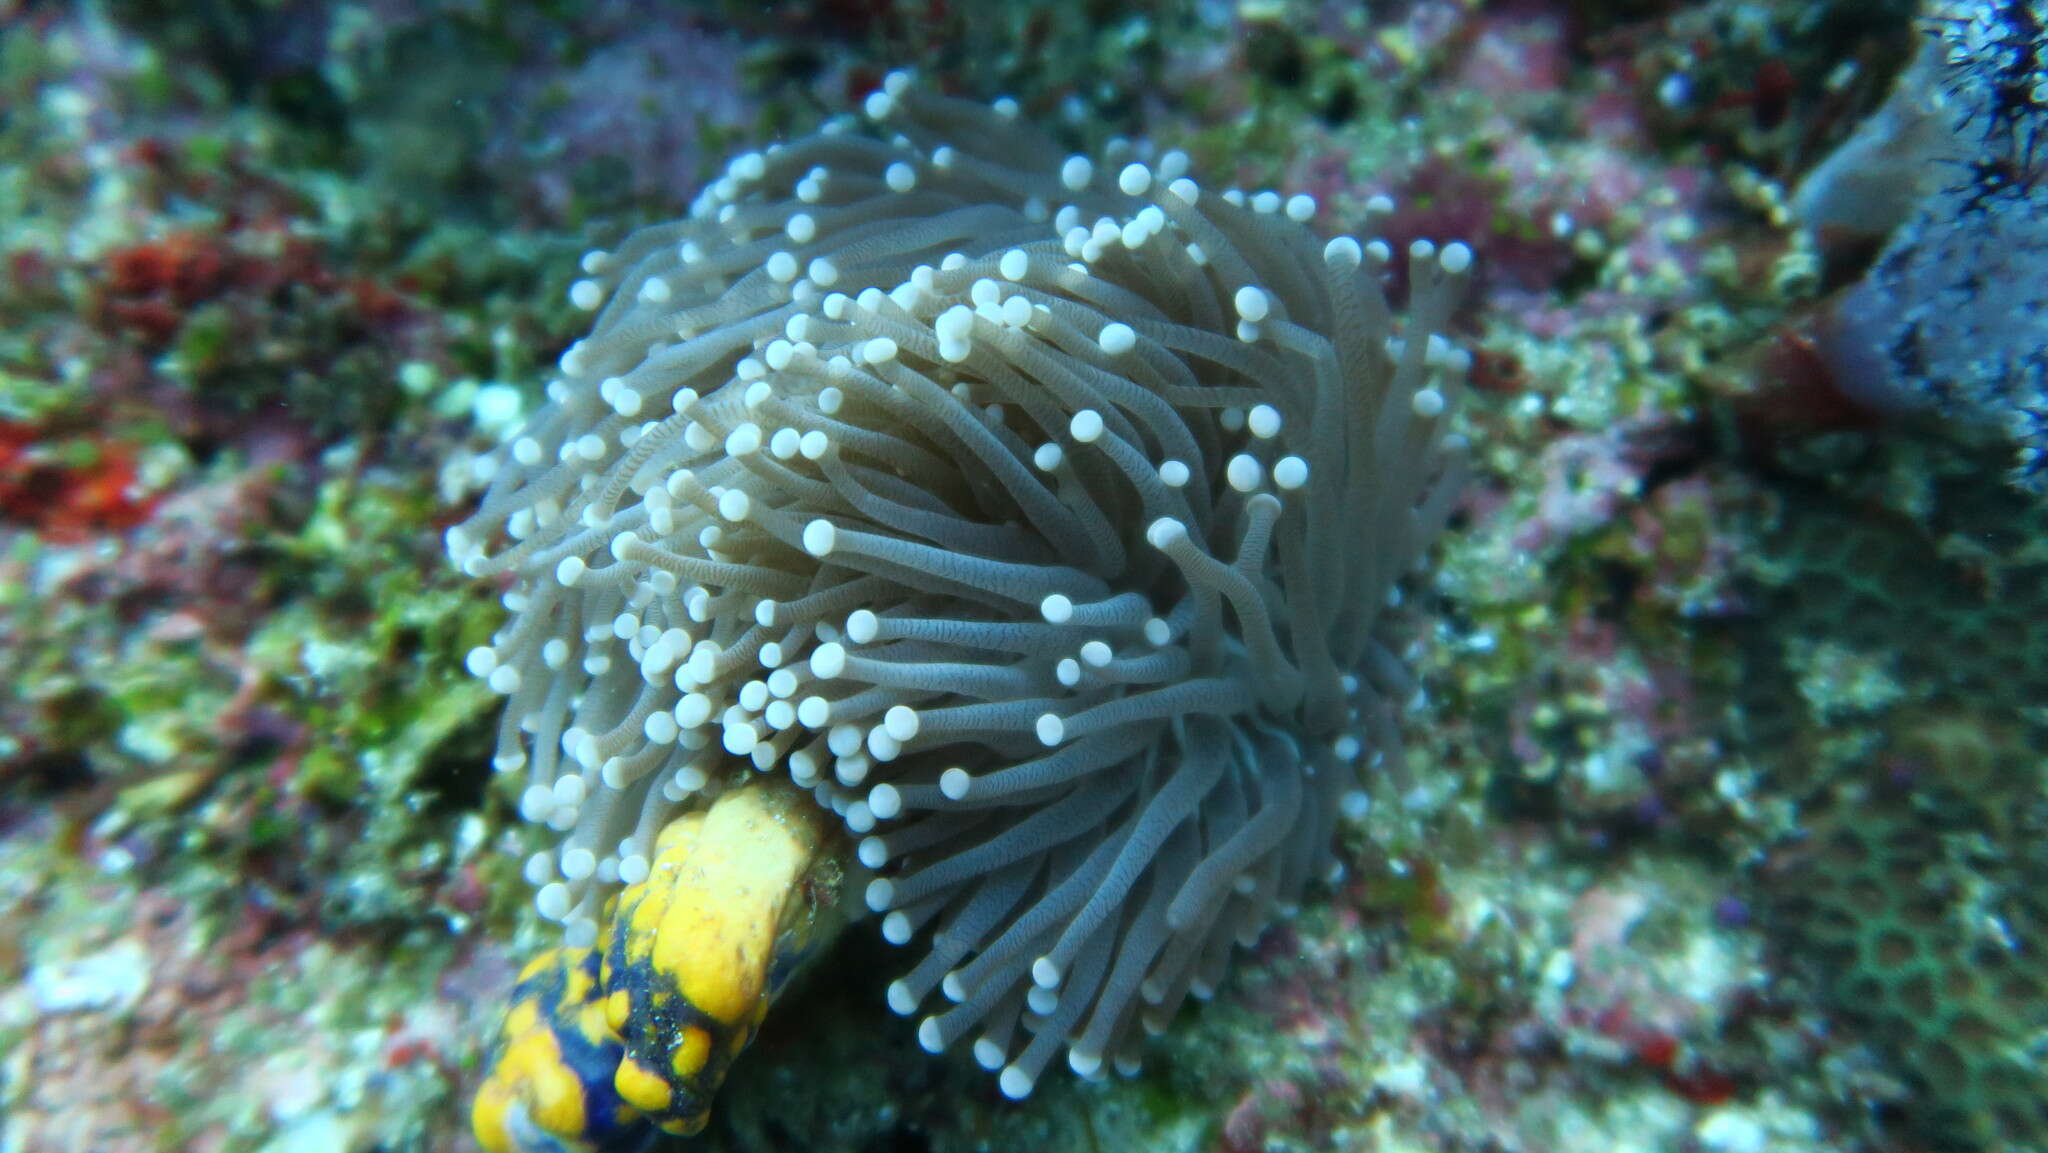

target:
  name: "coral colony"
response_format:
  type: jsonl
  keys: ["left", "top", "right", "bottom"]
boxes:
{"left": 450, "top": 71, "right": 1470, "bottom": 1103}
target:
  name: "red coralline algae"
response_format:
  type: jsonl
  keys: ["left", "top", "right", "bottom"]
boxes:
{"left": 1376, "top": 160, "right": 1578, "bottom": 301}
{"left": 0, "top": 421, "right": 157, "bottom": 541}
{"left": 1741, "top": 325, "right": 1893, "bottom": 438}
{"left": 106, "top": 232, "right": 230, "bottom": 309}
{"left": 100, "top": 228, "right": 412, "bottom": 345}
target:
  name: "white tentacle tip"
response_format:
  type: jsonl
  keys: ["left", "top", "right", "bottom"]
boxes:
{"left": 998, "top": 1066, "right": 1036, "bottom": 1100}
{"left": 1034, "top": 713, "right": 1065, "bottom": 746}
{"left": 803, "top": 519, "right": 838, "bottom": 556}
{"left": 887, "top": 980, "right": 918, "bottom": 1014}
{"left": 865, "top": 877, "right": 895, "bottom": 912}
{"left": 1145, "top": 518, "right": 1188, "bottom": 550}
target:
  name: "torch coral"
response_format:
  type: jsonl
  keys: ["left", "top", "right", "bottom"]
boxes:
{"left": 449, "top": 70, "right": 1471, "bottom": 1109}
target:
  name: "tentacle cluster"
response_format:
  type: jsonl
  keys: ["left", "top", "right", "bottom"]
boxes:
{"left": 451, "top": 71, "right": 1471, "bottom": 1098}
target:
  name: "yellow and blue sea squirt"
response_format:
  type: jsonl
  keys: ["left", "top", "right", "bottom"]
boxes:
{"left": 474, "top": 780, "right": 842, "bottom": 1152}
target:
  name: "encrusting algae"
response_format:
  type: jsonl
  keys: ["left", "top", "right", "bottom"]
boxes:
{"left": 457, "top": 70, "right": 1471, "bottom": 1148}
